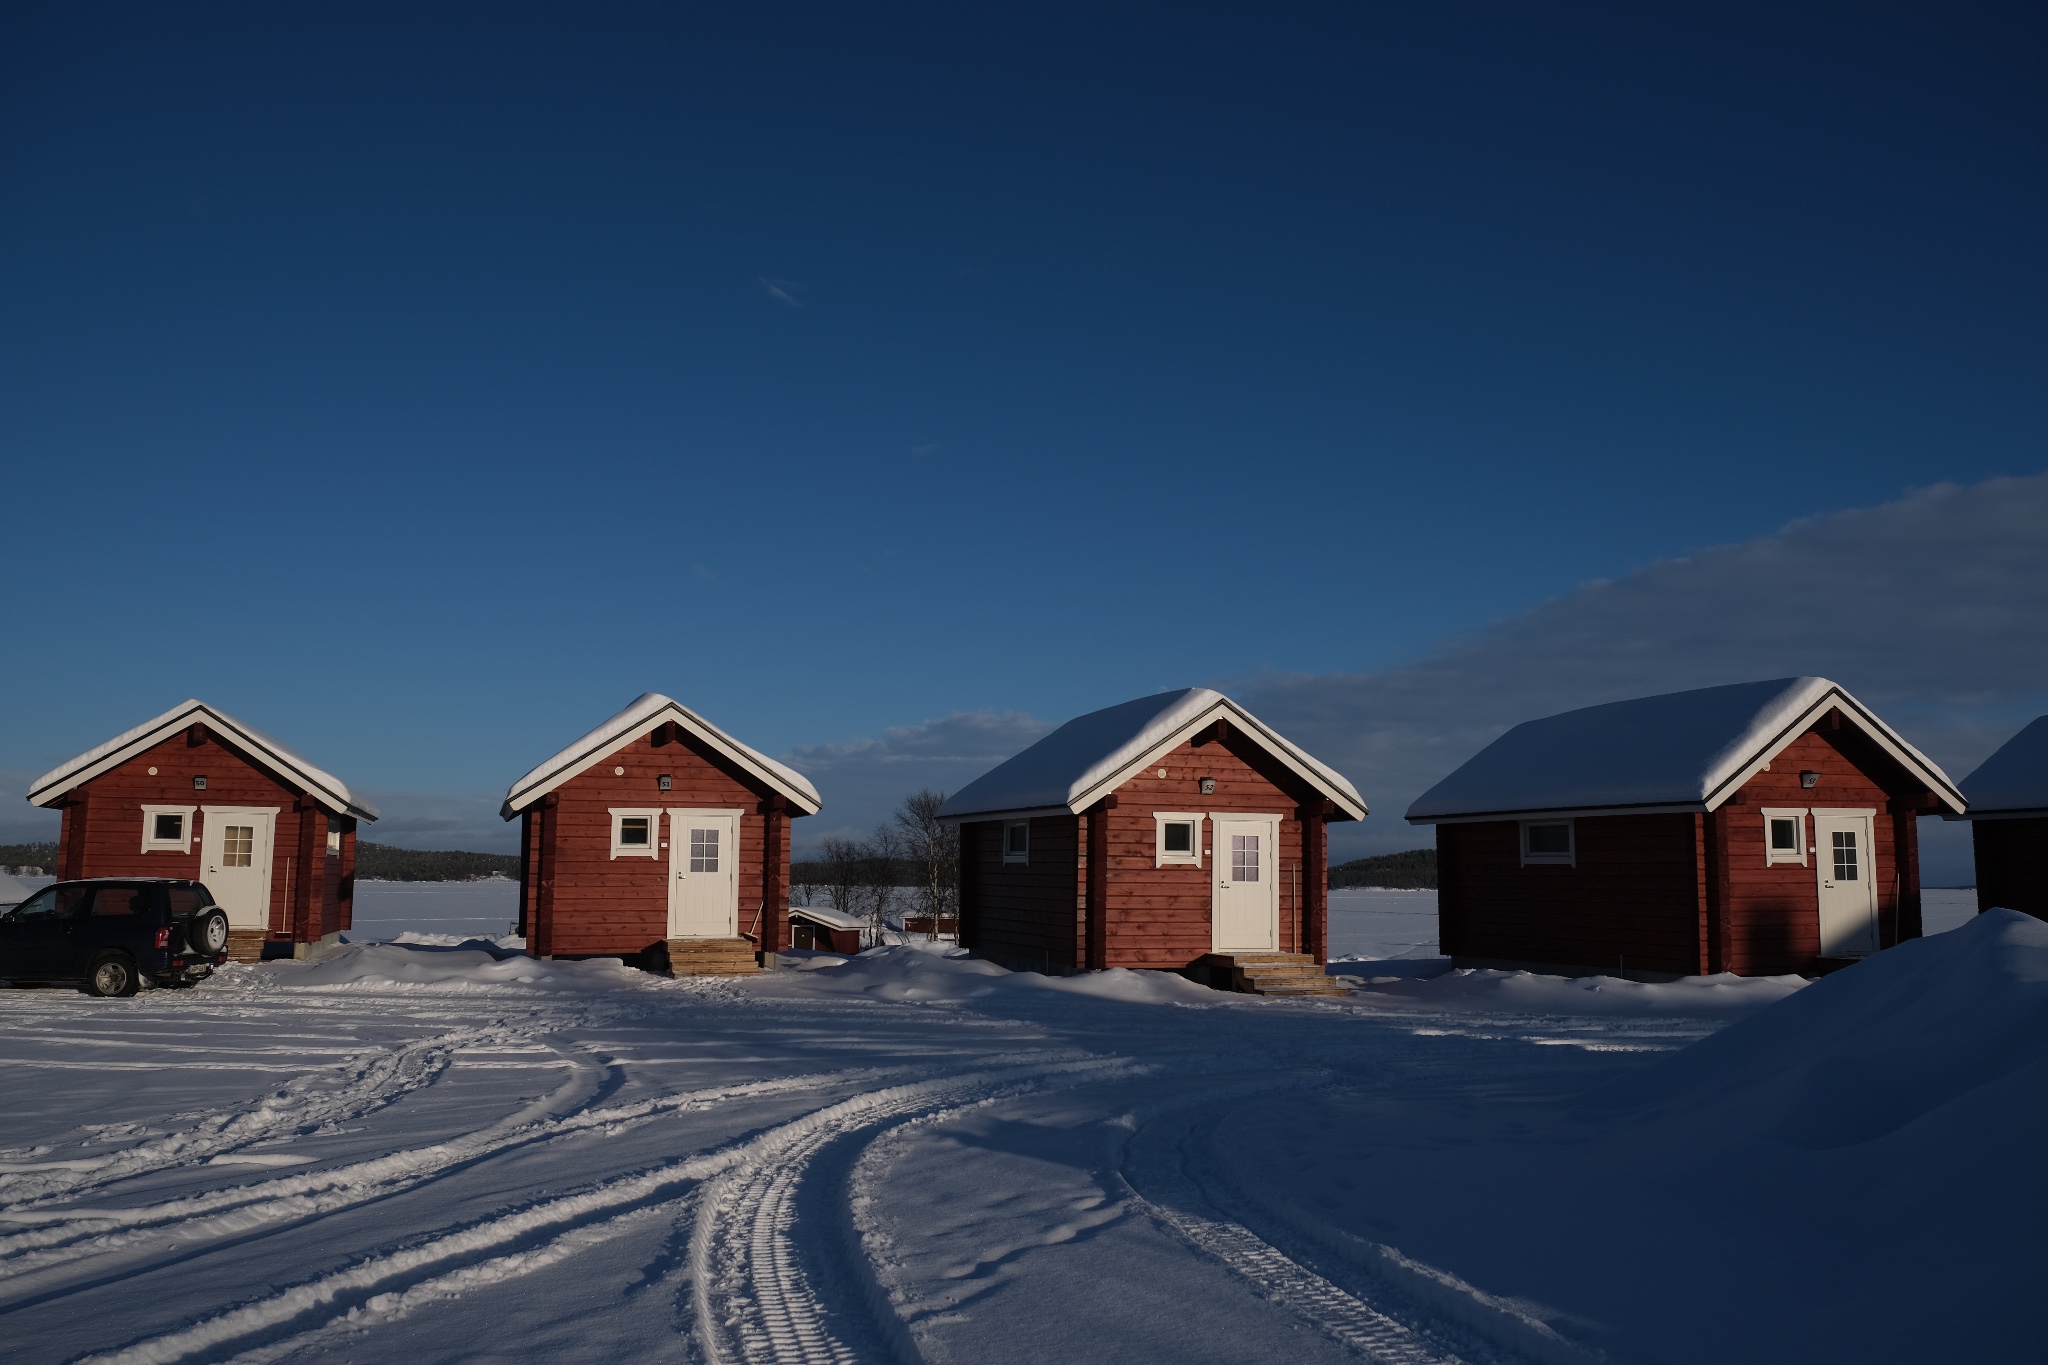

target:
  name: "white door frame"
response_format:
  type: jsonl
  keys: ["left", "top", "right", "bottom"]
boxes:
{"left": 1210, "top": 812, "right": 1281, "bottom": 953}
{"left": 198, "top": 806, "right": 280, "bottom": 932}
{"left": 667, "top": 808, "right": 743, "bottom": 938}
{"left": 1812, "top": 807, "right": 1879, "bottom": 958}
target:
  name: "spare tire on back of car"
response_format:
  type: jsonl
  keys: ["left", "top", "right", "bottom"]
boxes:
{"left": 185, "top": 908, "right": 230, "bottom": 956}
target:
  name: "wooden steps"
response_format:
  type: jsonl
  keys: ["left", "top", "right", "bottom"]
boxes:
{"left": 226, "top": 930, "right": 266, "bottom": 964}
{"left": 664, "top": 937, "right": 762, "bottom": 977}
{"left": 1200, "top": 952, "right": 1349, "bottom": 997}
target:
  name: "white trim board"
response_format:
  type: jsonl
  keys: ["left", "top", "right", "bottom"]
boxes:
{"left": 503, "top": 694, "right": 820, "bottom": 819}
{"left": 29, "top": 700, "right": 377, "bottom": 822}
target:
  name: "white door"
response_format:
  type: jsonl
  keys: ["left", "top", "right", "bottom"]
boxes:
{"left": 668, "top": 810, "right": 739, "bottom": 938}
{"left": 1813, "top": 811, "right": 1878, "bottom": 957}
{"left": 1211, "top": 815, "right": 1279, "bottom": 953}
{"left": 199, "top": 807, "right": 278, "bottom": 931}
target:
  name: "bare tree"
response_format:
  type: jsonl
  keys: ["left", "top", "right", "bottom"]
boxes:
{"left": 860, "top": 823, "right": 905, "bottom": 938}
{"left": 893, "top": 789, "right": 958, "bottom": 938}
{"left": 819, "top": 836, "right": 866, "bottom": 917}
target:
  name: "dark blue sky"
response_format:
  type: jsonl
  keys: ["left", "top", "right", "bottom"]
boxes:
{"left": 3, "top": 2, "right": 2043, "bottom": 844}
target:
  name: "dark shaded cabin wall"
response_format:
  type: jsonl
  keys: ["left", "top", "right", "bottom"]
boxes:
{"left": 537, "top": 727, "right": 775, "bottom": 959}
{"left": 958, "top": 815, "right": 1081, "bottom": 972}
{"left": 1095, "top": 731, "right": 1314, "bottom": 970}
{"left": 1974, "top": 818, "right": 2048, "bottom": 920}
{"left": 1438, "top": 814, "right": 1704, "bottom": 975}
{"left": 53, "top": 730, "right": 324, "bottom": 942}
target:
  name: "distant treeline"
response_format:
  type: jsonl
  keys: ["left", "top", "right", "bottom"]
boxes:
{"left": 0, "top": 842, "right": 57, "bottom": 874}
{"left": 791, "top": 857, "right": 924, "bottom": 888}
{"left": 3, "top": 839, "right": 517, "bottom": 882}
{"left": 355, "top": 842, "right": 519, "bottom": 882}
{"left": 1329, "top": 848, "right": 1436, "bottom": 889}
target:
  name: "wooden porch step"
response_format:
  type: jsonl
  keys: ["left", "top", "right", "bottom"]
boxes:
{"left": 1199, "top": 952, "right": 1350, "bottom": 997}
{"left": 225, "top": 930, "right": 266, "bottom": 964}
{"left": 664, "top": 937, "right": 761, "bottom": 977}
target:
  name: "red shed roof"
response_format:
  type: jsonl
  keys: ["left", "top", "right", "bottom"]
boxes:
{"left": 1406, "top": 677, "right": 1963, "bottom": 823}
{"left": 27, "top": 699, "right": 379, "bottom": 821}
{"left": 501, "top": 693, "right": 821, "bottom": 819}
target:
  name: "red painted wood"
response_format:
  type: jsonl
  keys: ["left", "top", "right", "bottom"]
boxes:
{"left": 955, "top": 728, "right": 1348, "bottom": 973}
{"left": 514, "top": 726, "right": 800, "bottom": 960}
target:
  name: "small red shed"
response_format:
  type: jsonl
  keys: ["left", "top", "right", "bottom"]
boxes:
{"left": 501, "top": 694, "right": 820, "bottom": 974}
{"left": 938, "top": 689, "right": 1367, "bottom": 994}
{"left": 26, "top": 699, "right": 379, "bottom": 960}
{"left": 1406, "top": 678, "right": 1966, "bottom": 978}
{"left": 1954, "top": 715, "right": 2048, "bottom": 921}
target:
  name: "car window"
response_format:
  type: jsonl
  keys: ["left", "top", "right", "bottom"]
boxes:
{"left": 17, "top": 887, "right": 89, "bottom": 919}
{"left": 90, "top": 886, "right": 150, "bottom": 917}
{"left": 166, "top": 886, "right": 208, "bottom": 917}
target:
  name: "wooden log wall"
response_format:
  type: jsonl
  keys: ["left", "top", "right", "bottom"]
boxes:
{"left": 1974, "top": 817, "right": 2048, "bottom": 920}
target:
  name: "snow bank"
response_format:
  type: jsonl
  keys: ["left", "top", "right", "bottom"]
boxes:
{"left": 1343, "top": 964, "right": 1806, "bottom": 1017}
{"left": 258, "top": 942, "right": 654, "bottom": 993}
{"left": 765, "top": 942, "right": 1222, "bottom": 1007}
{"left": 1577, "top": 907, "right": 2048, "bottom": 1143}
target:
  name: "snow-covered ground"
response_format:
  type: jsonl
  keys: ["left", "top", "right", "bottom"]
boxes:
{"left": 0, "top": 887, "right": 2039, "bottom": 1364}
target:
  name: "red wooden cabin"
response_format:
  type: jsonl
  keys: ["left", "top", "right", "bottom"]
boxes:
{"left": 501, "top": 694, "right": 820, "bottom": 974}
{"left": 27, "top": 699, "right": 378, "bottom": 960}
{"left": 938, "top": 689, "right": 1367, "bottom": 994}
{"left": 1406, "top": 678, "right": 1965, "bottom": 978}
{"left": 1954, "top": 715, "right": 2048, "bottom": 921}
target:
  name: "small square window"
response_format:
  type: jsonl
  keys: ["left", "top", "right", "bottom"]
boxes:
{"left": 609, "top": 808, "right": 663, "bottom": 859}
{"left": 1761, "top": 809, "right": 1807, "bottom": 866}
{"left": 140, "top": 804, "right": 197, "bottom": 853}
{"left": 1153, "top": 812, "right": 1203, "bottom": 866}
{"left": 1521, "top": 820, "right": 1574, "bottom": 866}
{"left": 1003, "top": 821, "right": 1030, "bottom": 864}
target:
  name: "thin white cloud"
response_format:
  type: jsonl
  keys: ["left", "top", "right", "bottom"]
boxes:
{"left": 1242, "top": 473, "right": 2048, "bottom": 884}
{"left": 784, "top": 711, "right": 1052, "bottom": 852}
{"left": 760, "top": 277, "right": 803, "bottom": 308}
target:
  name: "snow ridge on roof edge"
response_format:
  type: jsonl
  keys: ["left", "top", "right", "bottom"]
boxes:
{"left": 501, "top": 693, "right": 821, "bottom": 819}
{"left": 28, "top": 698, "right": 378, "bottom": 821}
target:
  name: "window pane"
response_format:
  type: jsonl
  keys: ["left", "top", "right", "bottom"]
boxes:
{"left": 167, "top": 887, "right": 206, "bottom": 917}
{"left": 1769, "top": 818, "right": 1798, "bottom": 851}
{"left": 1006, "top": 825, "right": 1027, "bottom": 854}
{"left": 1231, "top": 833, "right": 1260, "bottom": 882}
{"left": 1832, "top": 831, "right": 1859, "bottom": 881}
{"left": 223, "top": 826, "right": 254, "bottom": 867}
{"left": 691, "top": 827, "right": 719, "bottom": 874}
{"left": 153, "top": 813, "right": 184, "bottom": 841}
{"left": 1163, "top": 822, "right": 1192, "bottom": 853}
{"left": 92, "top": 887, "right": 146, "bottom": 916}
{"left": 1527, "top": 823, "right": 1570, "bottom": 855}
{"left": 619, "top": 817, "right": 650, "bottom": 846}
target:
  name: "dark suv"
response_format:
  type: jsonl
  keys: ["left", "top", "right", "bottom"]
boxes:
{"left": 0, "top": 879, "right": 232, "bottom": 996}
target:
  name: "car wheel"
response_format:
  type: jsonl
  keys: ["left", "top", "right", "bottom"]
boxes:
{"left": 186, "top": 909, "right": 230, "bottom": 956}
{"left": 85, "top": 952, "right": 140, "bottom": 998}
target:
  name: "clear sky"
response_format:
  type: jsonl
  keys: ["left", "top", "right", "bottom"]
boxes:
{"left": 3, "top": 4, "right": 2044, "bottom": 872}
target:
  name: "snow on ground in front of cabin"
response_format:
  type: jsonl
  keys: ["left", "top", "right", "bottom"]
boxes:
{"left": 0, "top": 899, "right": 2040, "bottom": 1363}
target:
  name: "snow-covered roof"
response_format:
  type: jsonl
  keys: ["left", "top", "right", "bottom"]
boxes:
{"left": 936, "top": 688, "right": 1367, "bottom": 823}
{"left": 1958, "top": 716, "right": 2048, "bottom": 817}
{"left": 501, "top": 693, "right": 821, "bottom": 819}
{"left": 790, "top": 903, "right": 867, "bottom": 932}
{"left": 1406, "top": 677, "right": 1964, "bottom": 823}
{"left": 27, "top": 699, "right": 379, "bottom": 821}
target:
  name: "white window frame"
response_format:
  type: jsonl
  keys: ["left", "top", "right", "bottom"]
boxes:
{"left": 1761, "top": 807, "right": 1808, "bottom": 866}
{"left": 609, "top": 807, "right": 663, "bottom": 859}
{"left": 140, "top": 805, "right": 197, "bottom": 854}
{"left": 1003, "top": 820, "right": 1030, "bottom": 865}
{"left": 1154, "top": 812, "right": 1204, "bottom": 867}
{"left": 1520, "top": 819, "right": 1575, "bottom": 867}
{"left": 327, "top": 827, "right": 343, "bottom": 855}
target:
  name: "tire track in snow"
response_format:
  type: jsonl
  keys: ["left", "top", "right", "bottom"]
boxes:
{"left": 690, "top": 1055, "right": 1140, "bottom": 1365}
{"left": 74, "top": 1056, "right": 1130, "bottom": 1365}
{"left": 0, "top": 1064, "right": 892, "bottom": 1300}
{"left": 1120, "top": 1092, "right": 1595, "bottom": 1365}
{"left": 0, "top": 1027, "right": 484, "bottom": 1206}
